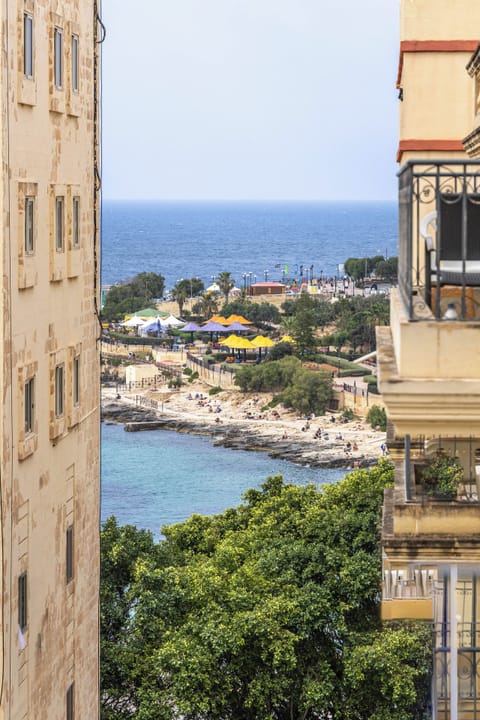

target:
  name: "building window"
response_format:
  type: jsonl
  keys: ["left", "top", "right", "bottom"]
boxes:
{"left": 66, "top": 683, "right": 74, "bottom": 720}
{"left": 71, "top": 35, "right": 78, "bottom": 92}
{"left": 55, "top": 364, "right": 64, "bottom": 417}
{"left": 72, "top": 196, "right": 80, "bottom": 248}
{"left": 25, "top": 197, "right": 34, "bottom": 254}
{"left": 56, "top": 197, "right": 64, "bottom": 251}
{"left": 54, "top": 27, "right": 63, "bottom": 88}
{"left": 24, "top": 377, "right": 34, "bottom": 433}
{"left": 24, "top": 12, "right": 33, "bottom": 78}
{"left": 18, "top": 572, "right": 27, "bottom": 633}
{"left": 25, "top": 197, "right": 34, "bottom": 253}
{"left": 73, "top": 355, "right": 80, "bottom": 406}
{"left": 66, "top": 525, "right": 73, "bottom": 583}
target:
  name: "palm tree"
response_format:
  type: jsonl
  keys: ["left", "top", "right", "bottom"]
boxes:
{"left": 217, "top": 271, "right": 235, "bottom": 306}
{"left": 194, "top": 293, "right": 219, "bottom": 321}
{"left": 171, "top": 283, "right": 187, "bottom": 316}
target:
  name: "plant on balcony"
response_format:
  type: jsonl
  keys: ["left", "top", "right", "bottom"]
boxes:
{"left": 421, "top": 455, "right": 464, "bottom": 500}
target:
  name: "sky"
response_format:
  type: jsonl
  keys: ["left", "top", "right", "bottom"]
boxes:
{"left": 101, "top": 1, "right": 399, "bottom": 202}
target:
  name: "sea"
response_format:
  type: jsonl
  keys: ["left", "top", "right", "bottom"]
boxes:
{"left": 101, "top": 200, "right": 397, "bottom": 291}
{"left": 100, "top": 200, "right": 397, "bottom": 538}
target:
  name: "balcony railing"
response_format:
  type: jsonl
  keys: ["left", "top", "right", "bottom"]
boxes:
{"left": 398, "top": 160, "right": 480, "bottom": 320}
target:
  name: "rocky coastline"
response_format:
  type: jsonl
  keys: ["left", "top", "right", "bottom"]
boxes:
{"left": 101, "top": 399, "right": 377, "bottom": 470}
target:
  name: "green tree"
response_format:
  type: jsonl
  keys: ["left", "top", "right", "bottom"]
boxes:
{"left": 280, "top": 367, "right": 332, "bottom": 414}
{"left": 175, "top": 277, "right": 205, "bottom": 304}
{"left": 102, "top": 272, "right": 165, "bottom": 322}
{"left": 375, "top": 256, "right": 398, "bottom": 281}
{"left": 101, "top": 463, "right": 432, "bottom": 719}
{"left": 289, "top": 293, "right": 317, "bottom": 354}
{"left": 217, "top": 271, "right": 235, "bottom": 306}
{"left": 101, "top": 517, "right": 158, "bottom": 719}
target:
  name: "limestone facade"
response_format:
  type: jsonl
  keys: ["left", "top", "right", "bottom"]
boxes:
{"left": 0, "top": 1, "right": 101, "bottom": 717}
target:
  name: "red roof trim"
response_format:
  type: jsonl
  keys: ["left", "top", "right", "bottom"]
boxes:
{"left": 396, "top": 139, "right": 465, "bottom": 163}
{"left": 397, "top": 40, "right": 479, "bottom": 87}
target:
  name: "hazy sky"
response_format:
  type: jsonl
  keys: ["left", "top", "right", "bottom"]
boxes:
{"left": 101, "top": 1, "right": 399, "bottom": 202}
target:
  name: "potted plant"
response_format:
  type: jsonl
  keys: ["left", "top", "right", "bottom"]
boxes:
{"left": 421, "top": 455, "right": 464, "bottom": 500}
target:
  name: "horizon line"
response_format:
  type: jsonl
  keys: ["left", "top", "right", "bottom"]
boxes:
{"left": 102, "top": 197, "right": 397, "bottom": 204}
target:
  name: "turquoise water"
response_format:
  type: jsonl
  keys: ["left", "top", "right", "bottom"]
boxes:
{"left": 101, "top": 423, "right": 345, "bottom": 539}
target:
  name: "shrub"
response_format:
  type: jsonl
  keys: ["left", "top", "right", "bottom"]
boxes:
{"left": 366, "top": 405, "right": 387, "bottom": 431}
{"left": 183, "top": 367, "right": 193, "bottom": 376}
{"left": 421, "top": 456, "right": 464, "bottom": 500}
{"left": 269, "top": 342, "right": 294, "bottom": 361}
{"left": 341, "top": 408, "right": 355, "bottom": 421}
{"left": 209, "top": 386, "right": 222, "bottom": 396}
{"left": 280, "top": 369, "right": 332, "bottom": 415}
{"left": 168, "top": 376, "right": 183, "bottom": 389}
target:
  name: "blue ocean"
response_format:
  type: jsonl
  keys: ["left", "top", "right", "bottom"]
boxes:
{"left": 101, "top": 200, "right": 397, "bottom": 291}
{"left": 101, "top": 201, "right": 397, "bottom": 535}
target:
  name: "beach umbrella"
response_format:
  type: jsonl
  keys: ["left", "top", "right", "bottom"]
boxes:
{"left": 223, "top": 321, "right": 249, "bottom": 332}
{"left": 182, "top": 321, "right": 202, "bottom": 342}
{"left": 251, "top": 335, "right": 275, "bottom": 348}
{"left": 251, "top": 335, "right": 275, "bottom": 360}
{"left": 279, "top": 335, "right": 295, "bottom": 344}
{"left": 182, "top": 321, "right": 202, "bottom": 332}
{"left": 201, "top": 321, "right": 230, "bottom": 332}
{"left": 201, "top": 320, "right": 229, "bottom": 342}
{"left": 220, "top": 334, "right": 255, "bottom": 360}
{"left": 225, "top": 314, "right": 253, "bottom": 325}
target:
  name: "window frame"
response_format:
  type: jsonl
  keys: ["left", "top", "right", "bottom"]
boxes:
{"left": 25, "top": 196, "right": 34, "bottom": 254}
{"left": 18, "top": 572, "right": 27, "bottom": 633}
{"left": 55, "top": 197, "right": 64, "bottom": 251}
{"left": 66, "top": 525, "right": 74, "bottom": 583}
{"left": 66, "top": 682, "right": 74, "bottom": 720}
{"left": 55, "top": 364, "right": 64, "bottom": 418}
{"left": 23, "top": 12, "right": 34, "bottom": 79}
{"left": 72, "top": 196, "right": 80, "bottom": 248}
{"left": 73, "top": 355, "right": 80, "bottom": 406}
{"left": 54, "top": 26, "right": 63, "bottom": 89}
{"left": 24, "top": 377, "right": 34, "bottom": 434}
{"left": 71, "top": 34, "right": 79, "bottom": 93}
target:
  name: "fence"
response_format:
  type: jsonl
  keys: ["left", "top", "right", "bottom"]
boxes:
{"left": 333, "top": 380, "right": 385, "bottom": 416}
{"left": 186, "top": 353, "right": 236, "bottom": 389}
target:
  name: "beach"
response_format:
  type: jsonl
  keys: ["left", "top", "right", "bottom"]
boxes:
{"left": 101, "top": 376, "right": 386, "bottom": 469}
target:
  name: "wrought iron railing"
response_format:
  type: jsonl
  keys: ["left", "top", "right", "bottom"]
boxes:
{"left": 398, "top": 160, "right": 480, "bottom": 320}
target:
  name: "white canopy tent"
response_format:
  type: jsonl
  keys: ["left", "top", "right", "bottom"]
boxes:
{"left": 121, "top": 316, "right": 146, "bottom": 328}
{"left": 162, "top": 314, "right": 185, "bottom": 328}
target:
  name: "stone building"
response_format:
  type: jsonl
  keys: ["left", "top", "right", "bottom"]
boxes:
{"left": 0, "top": 1, "right": 101, "bottom": 717}
{"left": 377, "top": 1, "right": 480, "bottom": 718}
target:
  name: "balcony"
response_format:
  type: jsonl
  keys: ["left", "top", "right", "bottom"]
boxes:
{"left": 398, "top": 160, "right": 480, "bottom": 322}
{"left": 377, "top": 161, "right": 480, "bottom": 435}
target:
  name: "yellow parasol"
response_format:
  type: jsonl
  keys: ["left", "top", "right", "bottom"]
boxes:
{"left": 251, "top": 335, "right": 275, "bottom": 348}
{"left": 220, "top": 334, "right": 255, "bottom": 349}
{"left": 209, "top": 315, "right": 229, "bottom": 325}
{"left": 279, "top": 335, "right": 295, "bottom": 344}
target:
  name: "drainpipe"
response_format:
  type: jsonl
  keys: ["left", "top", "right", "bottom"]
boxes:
{"left": 450, "top": 564, "right": 458, "bottom": 720}
{"left": 405, "top": 434, "right": 411, "bottom": 501}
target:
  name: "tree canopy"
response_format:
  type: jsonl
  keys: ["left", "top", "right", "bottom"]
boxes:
{"left": 344, "top": 255, "right": 398, "bottom": 283}
{"left": 102, "top": 272, "right": 165, "bottom": 321}
{"left": 101, "top": 463, "right": 432, "bottom": 719}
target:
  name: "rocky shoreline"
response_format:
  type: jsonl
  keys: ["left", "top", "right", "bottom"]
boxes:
{"left": 101, "top": 399, "right": 377, "bottom": 470}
